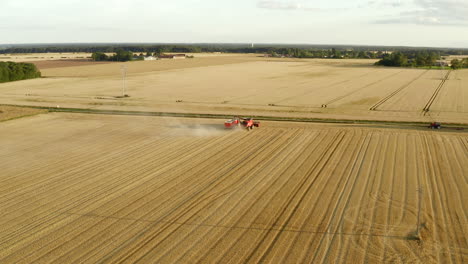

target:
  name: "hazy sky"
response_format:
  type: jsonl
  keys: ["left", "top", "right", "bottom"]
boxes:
{"left": 1, "top": 0, "right": 467, "bottom": 47}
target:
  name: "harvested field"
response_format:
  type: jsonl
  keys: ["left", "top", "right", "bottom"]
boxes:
{"left": 378, "top": 70, "right": 451, "bottom": 112}
{"left": 30, "top": 60, "right": 115, "bottom": 70}
{"left": 0, "top": 54, "right": 467, "bottom": 123}
{"left": 0, "top": 113, "right": 466, "bottom": 263}
{"left": 431, "top": 70, "right": 468, "bottom": 113}
{"left": 0, "top": 53, "right": 94, "bottom": 62}
{"left": 0, "top": 105, "right": 47, "bottom": 122}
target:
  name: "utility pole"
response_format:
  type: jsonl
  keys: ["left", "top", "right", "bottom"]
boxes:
{"left": 120, "top": 65, "right": 127, "bottom": 97}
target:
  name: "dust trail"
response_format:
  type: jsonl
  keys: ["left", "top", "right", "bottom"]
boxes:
{"left": 160, "top": 116, "right": 241, "bottom": 137}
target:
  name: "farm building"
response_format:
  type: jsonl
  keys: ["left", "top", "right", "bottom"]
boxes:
{"left": 144, "top": 56, "right": 157, "bottom": 61}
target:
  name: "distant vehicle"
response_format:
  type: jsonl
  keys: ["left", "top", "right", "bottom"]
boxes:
{"left": 429, "top": 122, "right": 441, "bottom": 129}
{"left": 224, "top": 117, "right": 260, "bottom": 130}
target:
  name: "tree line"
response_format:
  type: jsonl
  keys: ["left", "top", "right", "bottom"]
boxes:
{"left": 0, "top": 61, "right": 41, "bottom": 83}
{"left": 375, "top": 51, "right": 441, "bottom": 68}
{"left": 267, "top": 48, "right": 382, "bottom": 59}
{"left": 91, "top": 50, "right": 134, "bottom": 62}
{"left": 2, "top": 44, "right": 468, "bottom": 56}
{"left": 450, "top": 58, "right": 468, "bottom": 69}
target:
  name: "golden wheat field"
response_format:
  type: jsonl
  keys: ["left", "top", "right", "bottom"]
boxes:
{"left": 1, "top": 53, "right": 467, "bottom": 263}
{"left": 1, "top": 53, "right": 467, "bottom": 124}
{"left": 0, "top": 113, "right": 467, "bottom": 263}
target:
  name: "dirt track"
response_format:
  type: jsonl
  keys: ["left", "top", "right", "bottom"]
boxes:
{"left": 0, "top": 113, "right": 466, "bottom": 263}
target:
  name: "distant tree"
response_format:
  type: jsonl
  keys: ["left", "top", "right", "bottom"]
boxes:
{"left": 110, "top": 49, "right": 133, "bottom": 62}
{"left": 0, "top": 61, "right": 41, "bottom": 83}
{"left": 375, "top": 52, "right": 409, "bottom": 67}
{"left": 357, "top": 51, "right": 367, "bottom": 58}
{"left": 91, "top": 52, "right": 108, "bottom": 61}
{"left": 450, "top": 59, "right": 461, "bottom": 69}
{"left": 463, "top": 58, "right": 468, "bottom": 68}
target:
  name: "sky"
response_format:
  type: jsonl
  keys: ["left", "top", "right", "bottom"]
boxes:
{"left": 1, "top": 0, "right": 468, "bottom": 47}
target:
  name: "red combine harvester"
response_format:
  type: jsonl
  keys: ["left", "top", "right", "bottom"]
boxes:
{"left": 224, "top": 117, "right": 260, "bottom": 130}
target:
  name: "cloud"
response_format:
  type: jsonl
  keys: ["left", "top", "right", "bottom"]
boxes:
{"left": 365, "top": 0, "right": 405, "bottom": 8}
{"left": 257, "top": 0, "right": 320, "bottom": 11}
{"left": 374, "top": 0, "right": 468, "bottom": 26}
{"left": 256, "top": 0, "right": 351, "bottom": 12}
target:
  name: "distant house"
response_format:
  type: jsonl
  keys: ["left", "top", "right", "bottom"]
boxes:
{"left": 158, "top": 54, "right": 186, "bottom": 59}
{"left": 435, "top": 60, "right": 449, "bottom": 67}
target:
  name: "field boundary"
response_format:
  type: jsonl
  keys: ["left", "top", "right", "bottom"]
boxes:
{"left": 2, "top": 104, "right": 468, "bottom": 129}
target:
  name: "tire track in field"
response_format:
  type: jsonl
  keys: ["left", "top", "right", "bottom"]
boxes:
{"left": 191, "top": 131, "right": 331, "bottom": 263}
{"left": 0, "top": 128, "right": 165, "bottom": 208}
{"left": 127, "top": 132, "right": 307, "bottom": 263}
{"left": 139, "top": 129, "right": 312, "bottom": 263}
{"left": 270, "top": 70, "right": 379, "bottom": 105}
{"left": 415, "top": 134, "right": 439, "bottom": 262}
{"left": 0, "top": 123, "right": 157, "bottom": 194}
{"left": 243, "top": 132, "right": 347, "bottom": 263}
{"left": 370, "top": 70, "right": 428, "bottom": 111}
{"left": 380, "top": 135, "right": 406, "bottom": 262}
{"left": 386, "top": 134, "right": 425, "bottom": 263}
{"left": 1, "top": 126, "right": 199, "bottom": 207}
{"left": 322, "top": 70, "right": 403, "bottom": 108}
{"left": 431, "top": 136, "right": 467, "bottom": 263}
{"left": 0, "top": 136, "right": 205, "bottom": 257}
{"left": 0, "top": 134, "right": 188, "bottom": 225}
{"left": 314, "top": 132, "right": 376, "bottom": 263}
{"left": 93, "top": 130, "right": 285, "bottom": 263}
{"left": 1, "top": 132, "right": 238, "bottom": 262}
{"left": 328, "top": 134, "right": 381, "bottom": 263}
{"left": 8, "top": 131, "right": 255, "bottom": 263}
{"left": 428, "top": 134, "right": 467, "bottom": 264}
{"left": 423, "top": 70, "right": 451, "bottom": 115}
{"left": 421, "top": 134, "right": 455, "bottom": 264}
{"left": 219, "top": 131, "right": 350, "bottom": 262}
{"left": 0, "top": 131, "right": 238, "bottom": 258}
{"left": 335, "top": 134, "right": 388, "bottom": 262}
{"left": 0, "top": 135, "right": 163, "bottom": 234}
{"left": 100, "top": 130, "right": 289, "bottom": 263}
{"left": 0, "top": 122, "right": 120, "bottom": 185}
{"left": 448, "top": 138, "right": 468, "bottom": 193}
{"left": 274, "top": 130, "right": 365, "bottom": 263}
{"left": 31, "top": 130, "right": 273, "bottom": 264}
{"left": 0, "top": 120, "right": 174, "bottom": 179}
{"left": 93, "top": 129, "right": 296, "bottom": 262}
{"left": 193, "top": 131, "right": 342, "bottom": 263}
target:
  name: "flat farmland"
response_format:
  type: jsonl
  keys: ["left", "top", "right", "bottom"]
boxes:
{"left": 0, "top": 113, "right": 466, "bottom": 263}
{"left": 1, "top": 54, "right": 468, "bottom": 124}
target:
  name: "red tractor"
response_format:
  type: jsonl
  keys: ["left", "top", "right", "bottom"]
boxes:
{"left": 429, "top": 122, "right": 441, "bottom": 129}
{"left": 224, "top": 117, "right": 260, "bottom": 130}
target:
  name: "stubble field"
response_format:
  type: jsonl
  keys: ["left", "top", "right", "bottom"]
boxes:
{"left": 1, "top": 53, "right": 467, "bottom": 263}
{"left": 1, "top": 53, "right": 467, "bottom": 124}
{"left": 0, "top": 113, "right": 466, "bottom": 263}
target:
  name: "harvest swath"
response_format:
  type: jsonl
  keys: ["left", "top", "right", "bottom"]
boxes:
{"left": 0, "top": 113, "right": 466, "bottom": 263}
